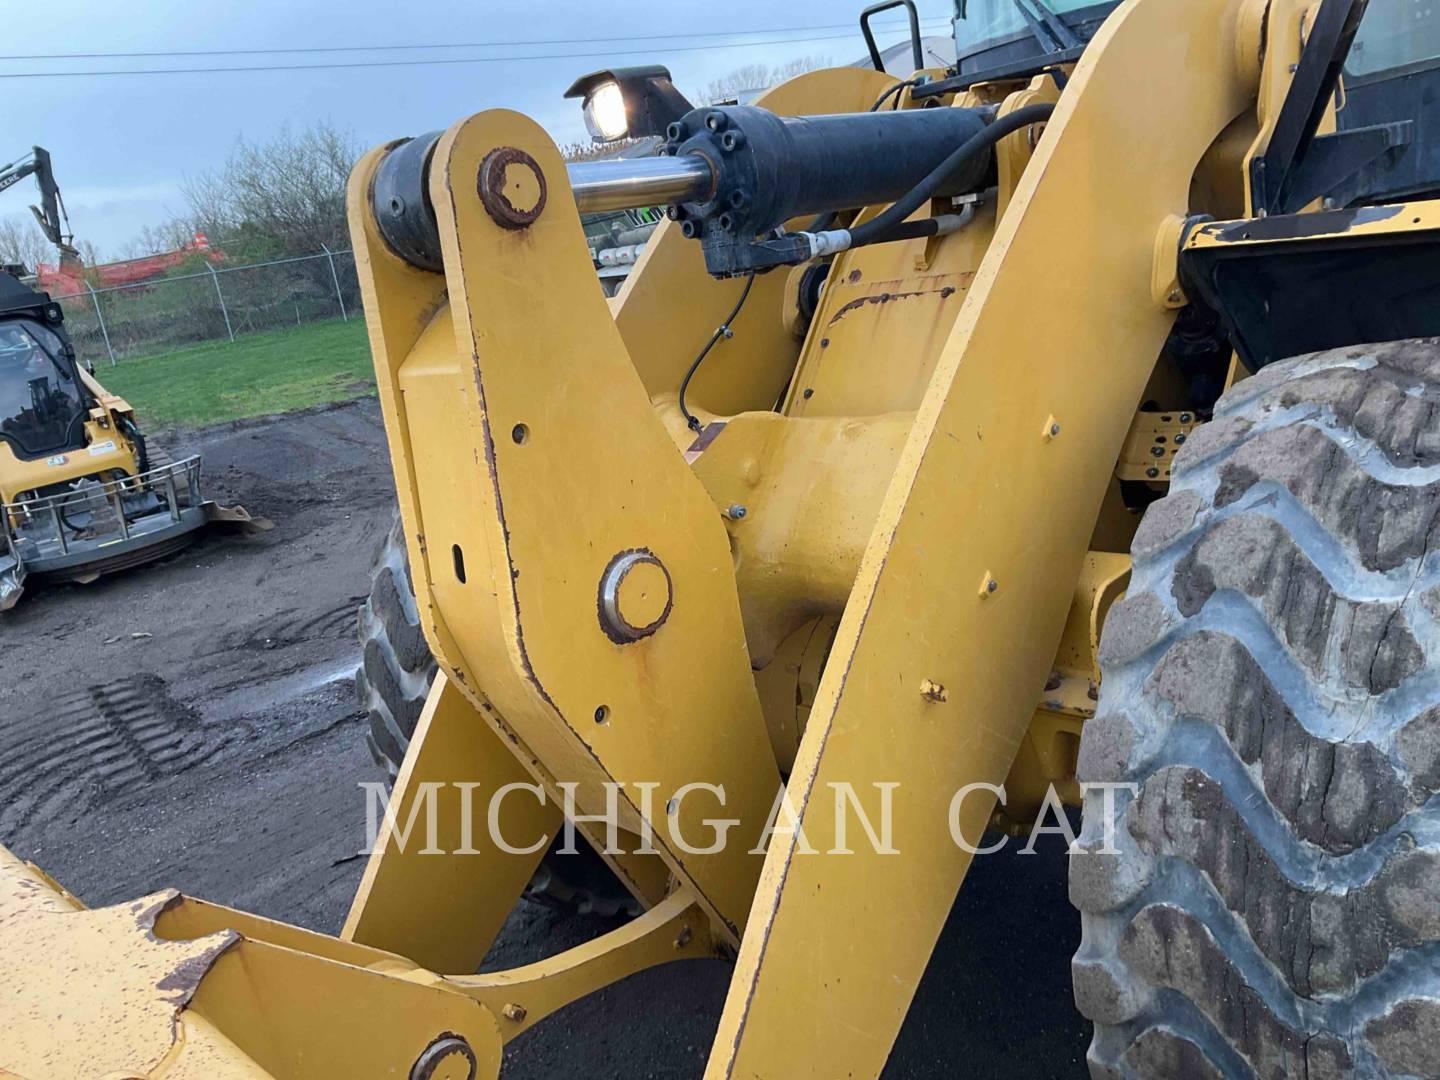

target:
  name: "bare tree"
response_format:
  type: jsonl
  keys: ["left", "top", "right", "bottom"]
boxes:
{"left": 0, "top": 217, "right": 53, "bottom": 273}
{"left": 76, "top": 239, "right": 103, "bottom": 268}
{"left": 114, "top": 221, "right": 196, "bottom": 261}
{"left": 559, "top": 137, "right": 652, "bottom": 162}
{"left": 696, "top": 55, "right": 830, "bottom": 105}
{"left": 180, "top": 120, "right": 360, "bottom": 260}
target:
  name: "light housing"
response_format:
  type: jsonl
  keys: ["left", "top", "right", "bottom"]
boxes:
{"left": 582, "top": 81, "right": 629, "bottom": 142}
{"left": 564, "top": 65, "right": 695, "bottom": 143}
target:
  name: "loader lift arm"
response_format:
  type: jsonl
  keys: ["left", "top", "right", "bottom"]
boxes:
{"left": 0, "top": 146, "right": 79, "bottom": 267}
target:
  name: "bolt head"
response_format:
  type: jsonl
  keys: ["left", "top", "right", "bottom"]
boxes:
{"left": 1049, "top": 423, "right": 1061, "bottom": 437}
{"left": 726, "top": 504, "right": 747, "bottom": 520}
{"left": 987, "top": 578, "right": 998, "bottom": 593}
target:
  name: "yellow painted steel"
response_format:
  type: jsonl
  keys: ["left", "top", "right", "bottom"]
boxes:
{"left": 342, "top": 670, "right": 560, "bottom": 974}
{"left": 707, "top": 0, "right": 1261, "bottom": 1072}
{"left": 1115, "top": 408, "right": 1200, "bottom": 481}
{"left": 0, "top": 840, "right": 729, "bottom": 1078}
{"left": 415, "top": 109, "right": 779, "bottom": 940}
{"left": 689, "top": 412, "right": 911, "bottom": 663}
{"left": 1002, "top": 551, "right": 1131, "bottom": 824}
{"left": 448, "top": 888, "right": 715, "bottom": 1041}
{"left": 0, "top": 845, "right": 503, "bottom": 1079}
{"left": 347, "top": 146, "right": 674, "bottom": 913}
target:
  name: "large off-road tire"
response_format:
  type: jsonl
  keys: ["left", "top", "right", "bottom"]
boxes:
{"left": 1073, "top": 341, "right": 1440, "bottom": 1079}
{"left": 357, "top": 516, "right": 437, "bottom": 782}
{"left": 356, "top": 514, "right": 638, "bottom": 917}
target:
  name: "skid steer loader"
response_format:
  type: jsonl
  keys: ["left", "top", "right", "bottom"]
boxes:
{"left": 0, "top": 271, "right": 259, "bottom": 610}
{"left": 7, "top": 0, "right": 1440, "bottom": 1076}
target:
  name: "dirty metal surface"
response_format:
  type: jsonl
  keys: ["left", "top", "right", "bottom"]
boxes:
{"left": 0, "top": 846, "right": 240, "bottom": 1079}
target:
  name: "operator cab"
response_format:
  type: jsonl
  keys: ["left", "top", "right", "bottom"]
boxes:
{"left": 0, "top": 273, "right": 90, "bottom": 461}
{"left": 951, "top": 0, "right": 1118, "bottom": 86}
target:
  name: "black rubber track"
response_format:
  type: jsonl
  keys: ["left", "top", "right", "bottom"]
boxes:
{"left": 1072, "top": 340, "right": 1440, "bottom": 1079}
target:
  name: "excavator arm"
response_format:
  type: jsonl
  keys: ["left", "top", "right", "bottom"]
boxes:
{"left": 0, "top": 146, "right": 79, "bottom": 265}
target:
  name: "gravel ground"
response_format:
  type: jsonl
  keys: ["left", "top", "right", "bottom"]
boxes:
{"left": 0, "top": 396, "right": 1088, "bottom": 1077}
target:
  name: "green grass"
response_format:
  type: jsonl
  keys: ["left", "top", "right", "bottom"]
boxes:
{"left": 99, "top": 318, "right": 376, "bottom": 429}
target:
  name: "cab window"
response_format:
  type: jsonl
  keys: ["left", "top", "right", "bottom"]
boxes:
{"left": 0, "top": 320, "right": 88, "bottom": 458}
{"left": 1348, "top": 0, "right": 1440, "bottom": 77}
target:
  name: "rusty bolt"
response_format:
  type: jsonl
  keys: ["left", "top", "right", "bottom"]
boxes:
{"left": 920, "top": 678, "right": 948, "bottom": 703}
{"left": 502, "top": 1003, "right": 528, "bottom": 1023}
{"left": 477, "top": 147, "right": 548, "bottom": 230}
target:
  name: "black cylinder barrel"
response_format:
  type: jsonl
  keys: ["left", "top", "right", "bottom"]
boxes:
{"left": 373, "top": 131, "right": 444, "bottom": 272}
{"left": 665, "top": 105, "right": 993, "bottom": 239}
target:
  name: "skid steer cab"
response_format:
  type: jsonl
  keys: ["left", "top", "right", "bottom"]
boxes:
{"left": 11, "top": 0, "right": 1440, "bottom": 1077}
{"left": 0, "top": 271, "right": 260, "bottom": 609}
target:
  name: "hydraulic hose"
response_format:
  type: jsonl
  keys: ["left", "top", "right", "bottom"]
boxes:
{"left": 678, "top": 272, "right": 757, "bottom": 433}
{"left": 845, "top": 102, "right": 1056, "bottom": 249}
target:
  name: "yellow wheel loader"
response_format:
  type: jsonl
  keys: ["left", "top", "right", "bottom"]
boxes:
{"left": 9, "top": 0, "right": 1440, "bottom": 1076}
{"left": 0, "top": 271, "right": 258, "bottom": 610}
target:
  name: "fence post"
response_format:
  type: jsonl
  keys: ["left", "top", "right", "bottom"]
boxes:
{"left": 85, "top": 282, "right": 117, "bottom": 365}
{"left": 208, "top": 264, "right": 235, "bottom": 342}
{"left": 321, "top": 243, "right": 348, "bottom": 321}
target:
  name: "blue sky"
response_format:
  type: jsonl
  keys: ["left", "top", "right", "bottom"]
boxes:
{"left": 2, "top": 0, "right": 957, "bottom": 256}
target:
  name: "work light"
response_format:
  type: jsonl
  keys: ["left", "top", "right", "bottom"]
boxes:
{"left": 565, "top": 66, "right": 694, "bottom": 143}
{"left": 580, "top": 82, "right": 627, "bottom": 142}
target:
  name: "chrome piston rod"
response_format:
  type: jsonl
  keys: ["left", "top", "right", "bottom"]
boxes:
{"left": 567, "top": 156, "right": 714, "bottom": 213}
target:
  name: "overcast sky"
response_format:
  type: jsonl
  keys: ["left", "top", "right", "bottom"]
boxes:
{"left": 2, "top": 0, "right": 957, "bottom": 257}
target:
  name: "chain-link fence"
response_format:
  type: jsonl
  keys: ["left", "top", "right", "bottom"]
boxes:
{"left": 49, "top": 248, "right": 361, "bottom": 364}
